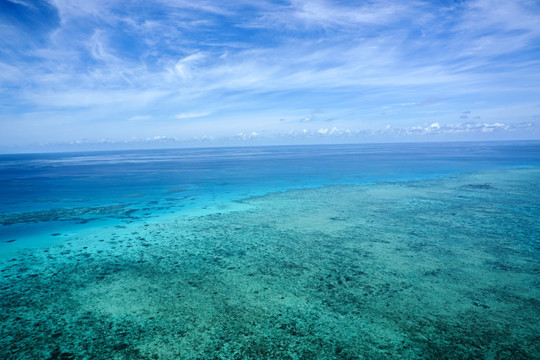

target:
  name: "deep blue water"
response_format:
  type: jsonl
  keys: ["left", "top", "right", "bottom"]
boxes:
{"left": 1, "top": 141, "right": 539, "bottom": 249}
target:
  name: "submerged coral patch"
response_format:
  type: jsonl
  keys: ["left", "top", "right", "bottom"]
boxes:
{"left": 0, "top": 204, "right": 130, "bottom": 225}
{"left": 463, "top": 183, "right": 495, "bottom": 189}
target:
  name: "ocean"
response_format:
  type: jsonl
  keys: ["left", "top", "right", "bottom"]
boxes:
{"left": 1, "top": 141, "right": 539, "bottom": 359}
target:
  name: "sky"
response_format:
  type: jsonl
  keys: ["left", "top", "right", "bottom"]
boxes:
{"left": 1, "top": 0, "right": 540, "bottom": 151}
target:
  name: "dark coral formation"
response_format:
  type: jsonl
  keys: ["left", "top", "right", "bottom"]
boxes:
{"left": 0, "top": 204, "right": 131, "bottom": 226}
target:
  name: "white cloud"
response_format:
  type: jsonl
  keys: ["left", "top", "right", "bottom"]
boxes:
{"left": 175, "top": 112, "right": 210, "bottom": 119}
{"left": 155, "top": 0, "right": 233, "bottom": 16}
{"left": 235, "top": 131, "right": 260, "bottom": 140}
{"left": 48, "top": 0, "right": 111, "bottom": 23}
{"left": 461, "top": 0, "right": 540, "bottom": 35}
{"left": 244, "top": 0, "right": 413, "bottom": 30}
{"left": 386, "top": 120, "right": 523, "bottom": 136}
{"left": 173, "top": 53, "right": 206, "bottom": 79}
{"left": 6, "top": 0, "right": 37, "bottom": 10}
{"left": 89, "top": 30, "right": 116, "bottom": 62}
{"left": 22, "top": 89, "right": 169, "bottom": 108}
{"left": 453, "top": 0, "right": 540, "bottom": 57}
{"left": 128, "top": 115, "right": 152, "bottom": 121}
{"left": 287, "top": 127, "right": 353, "bottom": 138}
{"left": 0, "top": 62, "right": 23, "bottom": 82}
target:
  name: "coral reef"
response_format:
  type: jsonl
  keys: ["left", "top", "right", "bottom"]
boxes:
{"left": 1, "top": 169, "right": 539, "bottom": 359}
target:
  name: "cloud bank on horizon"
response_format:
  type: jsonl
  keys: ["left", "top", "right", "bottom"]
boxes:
{"left": 1, "top": 0, "right": 540, "bottom": 150}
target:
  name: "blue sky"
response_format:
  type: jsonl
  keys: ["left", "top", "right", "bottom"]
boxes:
{"left": 1, "top": 0, "right": 540, "bottom": 151}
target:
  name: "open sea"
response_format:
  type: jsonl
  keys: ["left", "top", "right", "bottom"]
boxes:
{"left": 1, "top": 141, "right": 539, "bottom": 359}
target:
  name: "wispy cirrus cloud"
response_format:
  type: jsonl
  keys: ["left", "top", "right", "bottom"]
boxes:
{"left": 0, "top": 0, "right": 539, "bottom": 149}
{"left": 5, "top": 0, "right": 36, "bottom": 10}
{"left": 175, "top": 112, "right": 211, "bottom": 120}
{"left": 242, "top": 0, "right": 414, "bottom": 30}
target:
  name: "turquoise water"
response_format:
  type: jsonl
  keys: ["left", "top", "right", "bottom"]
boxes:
{"left": 1, "top": 141, "right": 539, "bottom": 359}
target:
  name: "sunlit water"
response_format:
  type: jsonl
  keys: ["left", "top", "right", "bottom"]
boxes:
{"left": 1, "top": 141, "right": 539, "bottom": 359}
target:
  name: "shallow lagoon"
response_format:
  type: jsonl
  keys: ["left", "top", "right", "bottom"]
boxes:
{"left": 1, "top": 142, "right": 539, "bottom": 359}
